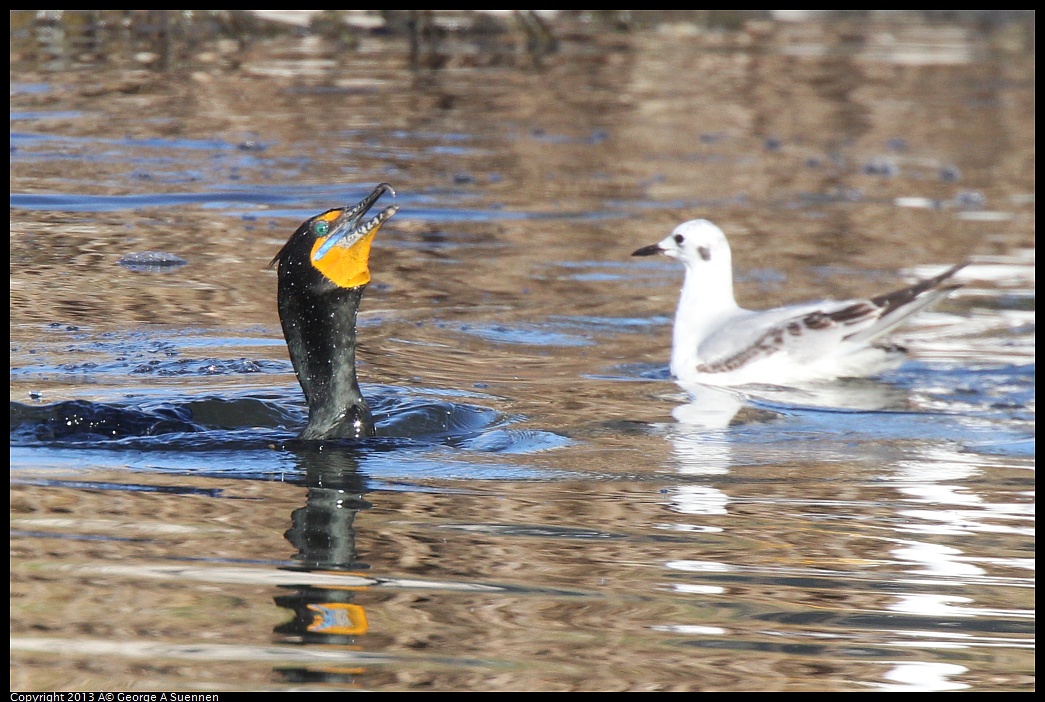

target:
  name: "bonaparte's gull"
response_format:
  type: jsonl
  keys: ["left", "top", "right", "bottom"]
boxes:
{"left": 632, "top": 219, "right": 966, "bottom": 386}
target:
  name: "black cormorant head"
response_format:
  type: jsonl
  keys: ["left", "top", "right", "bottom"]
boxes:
{"left": 271, "top": 182, "right": 399, "bottom": 291}
{"left": 271, "top": 183, "right": 399, "bottom": 441}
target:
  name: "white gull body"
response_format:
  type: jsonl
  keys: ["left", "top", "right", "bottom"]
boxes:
{"left": 633, "top": 219, "right": 966, "bottom": 387}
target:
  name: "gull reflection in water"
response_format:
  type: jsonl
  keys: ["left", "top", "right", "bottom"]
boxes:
{"left": 663, "top": 375, "right": 916, "bottom": 479}
{"left": 658, "top": 384, "right": 742, "bottom": 522}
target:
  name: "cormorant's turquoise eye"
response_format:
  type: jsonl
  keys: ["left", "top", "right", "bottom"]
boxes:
{"left": 313, "top": 220, "right": 330, "bottom": 237}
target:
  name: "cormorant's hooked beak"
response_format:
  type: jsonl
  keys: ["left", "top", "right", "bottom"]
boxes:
{"left": 313, "top": 183, "right": 399, "bottom": 262}
{"left": 631, "top": 243, "right": 663, "bottom": 257}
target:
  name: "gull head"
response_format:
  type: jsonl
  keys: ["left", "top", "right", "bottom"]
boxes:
{"left": 632, "top": 219, "right": 732, "bottom": 270}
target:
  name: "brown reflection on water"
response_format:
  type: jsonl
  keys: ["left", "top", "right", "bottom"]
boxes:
{"left": 14, "top": 458, "right": 1028, "bottom": 690}
{"left": 11, "top": 21, "right": 1033, "bottom": 327}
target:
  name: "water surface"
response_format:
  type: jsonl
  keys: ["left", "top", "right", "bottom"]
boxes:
{"left": 10, "top": 11, "right": 1034, "bottom": 692}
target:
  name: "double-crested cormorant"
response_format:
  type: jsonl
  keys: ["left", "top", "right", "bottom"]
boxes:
{"left": 270, "top": 183, "right": 398, "bottom": 440}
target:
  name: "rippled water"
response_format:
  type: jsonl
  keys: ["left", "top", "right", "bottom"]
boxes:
{"left": 10, "top": 11, "right": 1034, "bottom": 692}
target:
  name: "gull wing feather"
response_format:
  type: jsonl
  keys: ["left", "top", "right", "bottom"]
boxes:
{"left": 695, "top": 300, "right": 879, "bottom": 373}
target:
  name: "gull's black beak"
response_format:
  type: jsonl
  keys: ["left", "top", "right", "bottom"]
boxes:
{"left": 631, "top": 243, "right": 663, "bottom": 257}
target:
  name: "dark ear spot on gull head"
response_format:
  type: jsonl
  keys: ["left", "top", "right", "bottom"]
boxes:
{"left": 698, "top": 246, "right": 711, "bottom": 261}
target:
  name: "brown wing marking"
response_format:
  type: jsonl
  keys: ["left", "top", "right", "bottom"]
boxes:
{"left": 696, "top": 304, "right": 872, "bottom": 374}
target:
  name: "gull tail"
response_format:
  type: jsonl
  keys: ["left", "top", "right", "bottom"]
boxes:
{"left": 843, "top": 262, "right": 968, "bottom": 345}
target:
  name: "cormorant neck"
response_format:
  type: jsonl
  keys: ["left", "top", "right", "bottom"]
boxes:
{"left": 277, "top": 273, "right": 375, "bottom": 440}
